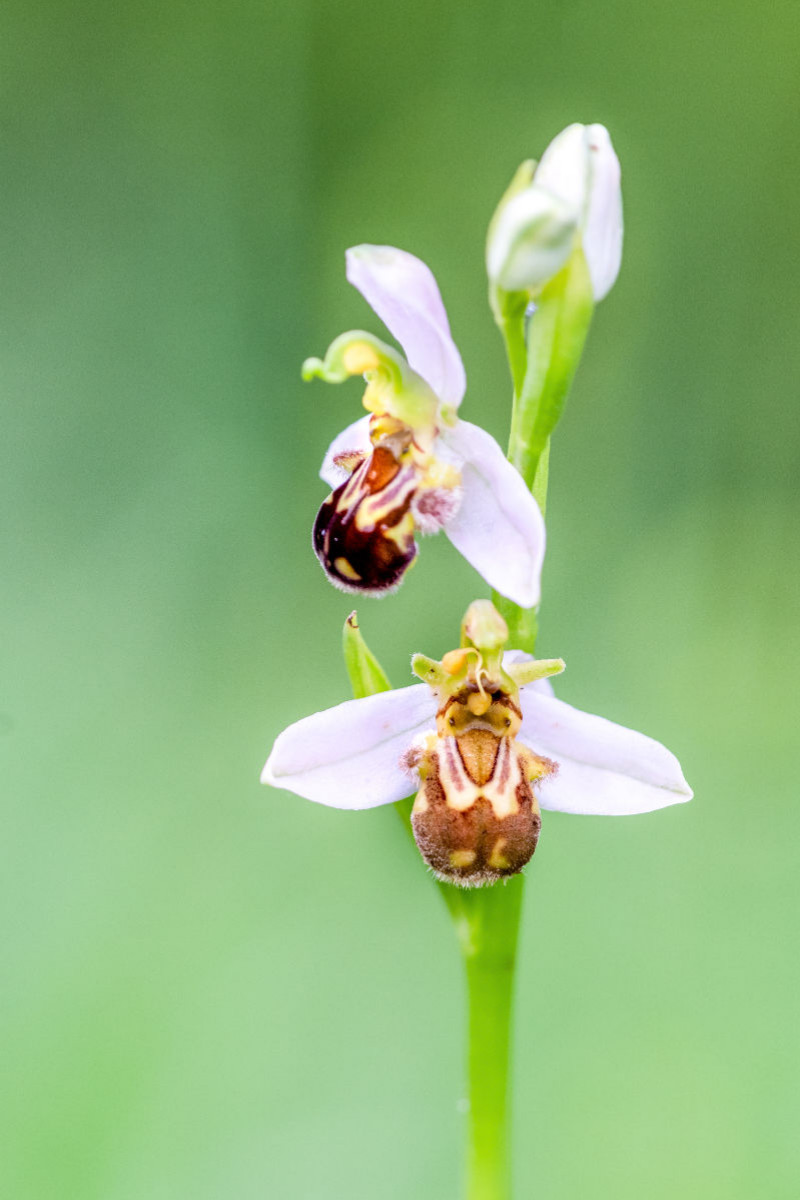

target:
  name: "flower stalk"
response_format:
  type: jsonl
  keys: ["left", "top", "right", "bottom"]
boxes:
{"left": 459, "top": 879, "right": 524, "bottom": 1200}
{"left": 507, "top": 250, "right": 594, "bottom": 495}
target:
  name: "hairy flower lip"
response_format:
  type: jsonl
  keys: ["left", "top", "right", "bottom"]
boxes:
{"left": 312, "top": 442, "right": 419, "bottom": 597}
{"left": 313, "top": 245, "right": 547, "bottom": 607}
{"left": 262, "top": 654, "right": 693, "bottom": 817}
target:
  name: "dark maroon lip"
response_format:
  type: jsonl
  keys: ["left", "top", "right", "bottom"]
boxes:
{"left": 313, "top": 446, "right": 419, "bottom": 595}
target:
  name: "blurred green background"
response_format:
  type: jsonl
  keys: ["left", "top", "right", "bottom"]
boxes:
{"left": 3, "top": 1, "right": 799, "bottom": 1197}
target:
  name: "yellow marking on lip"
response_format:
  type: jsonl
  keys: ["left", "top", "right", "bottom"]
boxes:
{"left": 343, "top": 342, "right": 380, "bottom": 374}
{"left": 450, "top": 849, "right": 476, "bottom": 869}
{"left": 334, "top": 557, "right": 362, "bottom": 581}
{"left": 381, "top": 510, "right": 415, "bottom": 549}
{"left": 438, "top": 737, "right": 479, "bottom": 811}
{"left": 488, "top": 838, "right": 510, "bottom": 870}
{"left": 483, "top": 739, "right": 524, "bottom": 818}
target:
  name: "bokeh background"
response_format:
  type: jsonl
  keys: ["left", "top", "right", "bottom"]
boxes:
{"left": 3, "top": 1, "right": 799, "bottom": 1196}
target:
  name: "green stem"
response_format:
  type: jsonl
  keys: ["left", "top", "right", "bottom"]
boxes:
{"left": 508, "top": 251, "right": 593, "bottom": 491}
{"left": 531, "top": 441, "right": 550, "bottom": 518}
{"left": 499, "top": 309, "right": 528, "bottom": 399}
{"left": 457, "top": 877, "right": 525, "bottom": 1200}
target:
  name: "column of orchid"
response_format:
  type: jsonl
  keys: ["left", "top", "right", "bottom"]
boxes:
{"left": 262, "top": 123, "right": 691, "bottom": 1200}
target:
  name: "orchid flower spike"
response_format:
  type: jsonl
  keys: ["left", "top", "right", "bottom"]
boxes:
{"left": 487, "top": 123, "right": 623, "bottom": 302}
{"left": 304, "top": 245, "right": 546, "bottom": 607}
{"left": 262, "top": 601, "right": 692, "bottom": 888}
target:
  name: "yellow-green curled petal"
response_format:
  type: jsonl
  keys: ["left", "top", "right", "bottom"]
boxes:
{"left": 302, "top": 329, "right": 439, "bottom": 431}
{"left": 302, "top": 330, "right": 404, "bottom": 387}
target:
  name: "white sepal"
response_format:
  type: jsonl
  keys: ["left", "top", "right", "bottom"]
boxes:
{"left": 262, "top": 685, "right": 433, "bottom": 809}
{"left": 533, "top": 124, "right": 591, "bottom": 221}
{"left": 319, "top": 414, "right": 372, "bottom": 488}
{"left": 534, "top": 123, "right": 622, "bottom": 301}
{"left": 346, "top": 245, "right": 466, "bottom": 410}
{"left": 580, "top": 125, "right": 623, "bottom": 302}
{"left": 517, "top": 686, "right": 692, "bottom": 815}
{"left": 438, "top": 420, "right": 546, "bottom": 608}
{"left": 486, "top": 185, "right": 578, "bottom": 292}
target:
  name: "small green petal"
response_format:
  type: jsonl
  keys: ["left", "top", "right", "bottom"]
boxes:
{"left": 411, "top": 654, "right": 449, "bottom": 687}
{"left": 506, "top": 657, "right": 565, "bottom": 686}
{"left": 302, "top": 330, "right": 402, "bottom": 386}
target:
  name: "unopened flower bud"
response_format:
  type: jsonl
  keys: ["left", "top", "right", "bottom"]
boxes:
{"left": 487, "top": 185, "right": 579, "bottom": 293}
{"left": 487, "top": 123, "right": 623, "bottom": 302}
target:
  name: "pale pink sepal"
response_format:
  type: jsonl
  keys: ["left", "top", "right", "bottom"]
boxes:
{"left": 534, "top": 123, "right": 623, "bottom": 302}
{"left": 346, "top": 245, "right": 467, "bottom": 409}
{"left": 439, "top": 420, "right": 546, "bottom": 608}
{"left": 518, "top": 686, "right": 692, "bottom": 815}
{"left": 261, "top": 685, "right": 432, "bottom": 809}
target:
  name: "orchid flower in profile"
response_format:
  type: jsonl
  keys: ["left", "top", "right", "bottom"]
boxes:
{"left": 305, "top": 245, "right": 546, "bottom": 607}
{"left": 487, "top": 122, "right": 623, "bottom": 301}
{"left": 262, "top": 602, "right": 692, "bottom": 888}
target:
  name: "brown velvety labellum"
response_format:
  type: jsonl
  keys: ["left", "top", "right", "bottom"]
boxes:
{"left": 412, "top": 742, "right": 541, "bottom": 887}
{"left": 313, "top": 446, "right": 419, "bottom": 594}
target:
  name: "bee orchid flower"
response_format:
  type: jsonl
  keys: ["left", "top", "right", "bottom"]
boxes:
{"left": 305, "top": 245, "right": 546, "bottom": 607}
{"left": 262, "top": 602, "right": 692, "bottom": 887}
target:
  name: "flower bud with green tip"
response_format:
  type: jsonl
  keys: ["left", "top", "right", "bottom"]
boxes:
{"left": 486, "top": 125, "right": 622, "bottom": 501}
{"left": 486, "top": 159, "right": 579, "bottom": 324}
{"left": 487, "top": 123, "right": 623, "bottom": 303}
